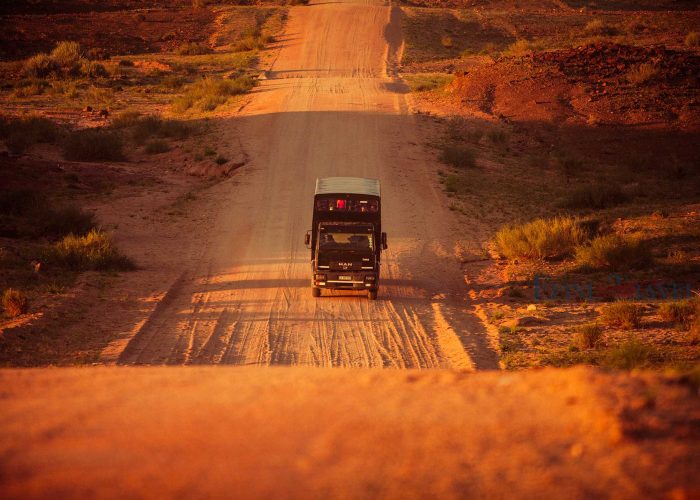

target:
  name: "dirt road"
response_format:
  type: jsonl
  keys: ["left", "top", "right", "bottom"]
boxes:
{"left": 2, "top": 366, "right": 698, "bottom": 498}
{"left": 116, "top": 0, "right": 498, "bottom": 369}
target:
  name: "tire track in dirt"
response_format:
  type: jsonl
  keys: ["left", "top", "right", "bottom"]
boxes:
{"left": 116, "top": 0, "right": 499, "bottom": 370}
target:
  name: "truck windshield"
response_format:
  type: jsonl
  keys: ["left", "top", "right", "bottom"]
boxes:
{"left": 319, "top": 232, "right": 373, "bottom": 252}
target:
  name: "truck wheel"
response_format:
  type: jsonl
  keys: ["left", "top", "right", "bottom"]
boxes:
{"left": 311, "top": 287, "right": 321, "bottom": 298}
{"left": 368, "top": 290, "right": 378, "bottom": 300}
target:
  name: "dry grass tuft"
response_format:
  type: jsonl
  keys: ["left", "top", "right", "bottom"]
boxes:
{"left": 561, "top": 183, "right": 628, "bottom": 210}
{"left": 626, "top": 63, "right": 657, "bottom": 85}
{"left": 603, "top": 338, "right": 652, "bottom": 370}
{"left": 601, "top": 301, "right": 643, "bottom": 330}
{"left": 575, "top": 234, "right": 652, "bottom": 271}
{"left": 176, "top": 42, "right": 212, "bottom": 56}
{"left": 685, "top": 32, "right": 700, "bottom": 47}
{"left": 2, "top": 289, "right": 29, "bottom": 318}
{"left": 438, "top": 144, "right": 475, "bottom": 169}
{"left": 64, "top": 129, "right": 125, "bottom": 162}
{"left": 659, "top": 299, "right": 696, "bottom": 326}
{"left": 172, "top": 76, "right": 255, "bottom": 113}
{"left": 573, "top": 323, "right": 602, "bottom": 350}
{"left": 404, "top": 73, "right": 453, "bottom": 92}
{"left": 494, "top": 216, "right": 587, "bottom": 260}
{"left": 50, "top": 229, "right": 135, "bottom": 271}
{"left": 144, "top": 140, "right": 170, "bottom": 155}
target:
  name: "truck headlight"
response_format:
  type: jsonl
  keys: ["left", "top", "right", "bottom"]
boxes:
{"left": 364, "top": 275, "right": 375, "bottom": 282}
{"left": 315, "top": 274, "right": 327, "bottom": 281}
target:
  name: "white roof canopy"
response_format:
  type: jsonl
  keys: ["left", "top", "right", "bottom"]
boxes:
{"left": 315, "top": 177, "right": 381, "bottom": 197}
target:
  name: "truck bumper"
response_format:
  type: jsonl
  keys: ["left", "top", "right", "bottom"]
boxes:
{"left": 313, "top": 271, "right": 377, "bottom": 290}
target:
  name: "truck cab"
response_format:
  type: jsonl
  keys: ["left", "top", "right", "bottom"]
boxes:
{"left": 305, "top": 177, "right": 387, "bottom": 300}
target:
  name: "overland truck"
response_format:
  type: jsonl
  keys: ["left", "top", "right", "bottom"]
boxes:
{"left": 304, "top": 177, "right": 388, "bottom": 300}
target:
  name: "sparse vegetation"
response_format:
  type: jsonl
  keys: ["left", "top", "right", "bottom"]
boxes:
{"left": 443, "top": 174, "right": 470, "bottom": 195}
{"left": 172, "top": 76, "right": 256, "bottom": 113}
{"left": 575, "top": 234, "right": 652, "bottom": 271}
{"left": 438, "top": 144, "right": 475, "bottom": 169}
{"left": 50, "top": 229, "right": 135, "bottom": 271}
{"left": 144, "top": 140, "right": 170, "bottom": 155}
{"left": 176, "top": 42, "right": 212, "bottom": 56}
{"left": 215, "top": 155, "right": 228, "bottom": 165}
{"left": 64, "top": 129, "right": 125, "bottom": 162}
{"left": 583, "top": 19, "right": 617, "bottom": 37}
{"left": 603, "top": 338, "right": 652, "bottom": 370}
{"left": 659, "top": 300, "right": 695, "bottom": 326}
{"left": 21, "top": 41, "right": 109, "bottom": 80}
{"left": 689, "top": 300, "right": 700, "bottom": 345}
{"left": 0, "top": 116, "right": 62, "bottom": 155}
{"left": 0, "top": 188, "right": 96, "bottom": 238}
{"left": 2, "top": 288, "right": 29, "bottom": 318}
{"left": 685, "top": 32, "right": 700, "bottom": 47}
{"left": 626, "top": 63, "right": 657, "bottom": 85}
{"left": 502, "top": 39, "right": 547, "bottom": 56}
{"left": 601, "top": 301, "right": 643, "bottom": 330}
{"left": 494, "top": 217, "right": 587, "bottom": 260}
{"left": 404, "top": 73, "right": 453, "bottom": 92}
{"left": 573, "top": 323, "right": 602, "bottom": 350}
{"left": 561, "top": 183, "right": 628, "bottom": 210}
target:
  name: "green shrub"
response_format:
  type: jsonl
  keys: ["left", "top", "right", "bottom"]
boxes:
{"left": 144, "top": 140, "right": 170, "bottom": 154}
{"left": 215, "top": 155, "right": 228, "bottom": 165}
{"left": 561, "top": 183, "right": 628, "bottom": 209}
{"left": 176, "top": 42, "right": 212, "bottom": 55}
{"left": 604, "top": 339, "right": 652, "bottom": 370}
{"left": 494, "top": 216, "right": 587, "bottom": 260}
{"left": 601, "top": 301, "right": 643, "bottom": 330}
{"left": 575, "top": 234, "right": 652, "bottom": 271}
{"left": 404, "top": 73, "right": 453, "bottom": 92}
{"left": 50, "top": 229, "right": 135, "bottom": 271}
{"left": 438, "top": 144, "right": 475, "bottom": 169}
{"left": 50, "top": 41, "right": 81, "bottom": 68}
{"left": 172, "top": 76, "right": 256, "bottom": 113}
{"left": 658, "top": 299, "right": 695, "bottom": 326}
{"left": 573, "top": 323, "right": 602, "bottom": 350}
{"left": 2, "top": 288, "right": 29, "bottom": 318}
{"left": 23, "top": 53, "right": 60, "bottom": 78}
{"left": 684, "top": 32, "right": 700, "bottom": 47}
{"left": 63, "top": 129, "right": 125, "bottom": 162}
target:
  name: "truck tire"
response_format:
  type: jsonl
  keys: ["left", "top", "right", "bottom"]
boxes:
{"left": 368, "top": 290, "right": 378, "bottom": 300}
{"left": 311, "top": 287, "right": 321, "bottom": 298}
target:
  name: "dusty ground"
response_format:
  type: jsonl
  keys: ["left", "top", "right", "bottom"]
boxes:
{"left": 400, "top": 0, "right": 700, "bottom": 369}
{"left": 1, "top": 366, "right": 699, "bottom": 498}
{"left": 0, "top": 0, "right": 699, "bottom": 496}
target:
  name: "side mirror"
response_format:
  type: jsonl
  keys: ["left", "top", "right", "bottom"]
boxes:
{"left": 381, "top": 232, "right": 388, "bottom": 250}
{"left": 304, "top": 231, "right": 311, "bottom": 248}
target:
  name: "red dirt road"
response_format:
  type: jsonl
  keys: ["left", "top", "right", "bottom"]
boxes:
{"left": 112, "top": 0, "right": 499, "bottom": 369}
{"left": 1, "top": 366, "right": 699, "bottom": 498}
